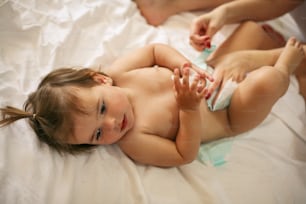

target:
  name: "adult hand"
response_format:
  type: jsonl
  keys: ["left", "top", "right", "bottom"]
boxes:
{"left": 189, "top": 7, "right": 226, "bottom": 51}
{"left": 205, "top": 51, "right": 254, "bottom": 98}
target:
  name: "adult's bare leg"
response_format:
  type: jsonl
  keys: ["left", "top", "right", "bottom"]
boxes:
{"left": 134, "top": 0, "right": 233, "bottom": 26}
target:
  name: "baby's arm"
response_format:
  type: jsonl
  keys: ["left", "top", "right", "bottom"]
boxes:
{"left": 108, "top": 43, "right": 212, "bottom": 80}
{"left": 109, "top": 43, "right": 187, "bottom": 72}
{"left": 172, "top": 67, "right": 207, "bottom": 162}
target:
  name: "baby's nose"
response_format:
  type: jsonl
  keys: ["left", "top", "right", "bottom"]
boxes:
{"left": 103, "top": 117, "right": 119, "bottom": 131}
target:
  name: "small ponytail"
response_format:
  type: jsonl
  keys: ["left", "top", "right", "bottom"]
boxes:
{"left": 0, "top": 106, "right": 34, "bottom": 127}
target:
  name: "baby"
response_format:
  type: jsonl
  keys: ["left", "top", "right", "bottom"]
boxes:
{"left": 1, "top": 23, "right": 304, "bottom": 167}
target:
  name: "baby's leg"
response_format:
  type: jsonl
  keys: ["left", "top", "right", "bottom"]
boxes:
{"left": 134, "top": 0, "right": 233, "bottom": 26}
{"left": 274, "top": 38, "right": 305, "bottom": 75}
{"left": 227, "top": 38, "right": 305, "bottom": 134}
{"left": 207, "top": 21, "right": 284, "bottom": 61}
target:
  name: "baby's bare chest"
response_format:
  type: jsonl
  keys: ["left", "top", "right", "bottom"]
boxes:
{"left": 125, "top": 67, "right": 180, "bottom": 139}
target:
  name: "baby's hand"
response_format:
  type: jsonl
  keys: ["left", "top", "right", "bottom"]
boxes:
{"left": 173, "top": 67, "right": 206, "bottom": 111}
{"left": 181, "top": 62, "right": 213, "bottom": 82}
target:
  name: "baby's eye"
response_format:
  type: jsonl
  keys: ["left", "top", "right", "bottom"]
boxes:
{"left": 95, "top": 128, "right": 103, "bottom": 140}
{"left": 100, "top": 101, "right": 106, "bottom": 114}
{"left": 95, "top": 101, "right": 106, "bottom": 141}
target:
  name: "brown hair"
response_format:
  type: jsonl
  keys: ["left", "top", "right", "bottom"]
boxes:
{"left": 0, "top": 68, "right": 108, "bottom": 154}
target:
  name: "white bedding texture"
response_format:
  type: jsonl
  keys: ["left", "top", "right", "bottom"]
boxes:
{"left": 0, "top": 0, "right": 306, "bottom": 204}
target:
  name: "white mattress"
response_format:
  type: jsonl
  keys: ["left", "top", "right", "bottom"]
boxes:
{"left": 0, "top": 1, "right": 306, "bottom": 204}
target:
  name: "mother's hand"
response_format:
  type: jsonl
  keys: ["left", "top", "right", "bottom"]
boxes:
{"left": 189, "top": 6, "right": 227, "bottom": 51}
{"left": 205, "top": 51, "right": 255, "bottom": 98}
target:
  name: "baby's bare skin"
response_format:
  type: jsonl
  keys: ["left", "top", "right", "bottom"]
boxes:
{"left": 274, "top": 37, "right": 305, "bottom": 76}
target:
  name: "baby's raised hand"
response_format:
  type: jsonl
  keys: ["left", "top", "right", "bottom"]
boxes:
{"left": 173, "top": 67, "right": 206, "bottom": 111}
{"left": 182, "top": 62, "right": 213, "bottom": 82}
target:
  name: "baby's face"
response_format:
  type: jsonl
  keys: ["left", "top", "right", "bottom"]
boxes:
{"left": 68, "top": 84, "right": 134, "bottom": 145}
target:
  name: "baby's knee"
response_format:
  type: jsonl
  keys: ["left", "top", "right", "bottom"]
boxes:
{"left": 250, "top": 66, "right": 289, "bottom": 97}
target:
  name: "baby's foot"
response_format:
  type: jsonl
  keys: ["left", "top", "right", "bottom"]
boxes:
{"left": 275, "top": 37, "right": 305, "bottom": 76}
{"left": 134, "top": 0, "right": 176, "bottom": 26}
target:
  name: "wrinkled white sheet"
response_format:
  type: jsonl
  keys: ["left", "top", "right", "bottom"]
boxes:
{"left": 0, "top": 1, "right": 306, "bottom": 204}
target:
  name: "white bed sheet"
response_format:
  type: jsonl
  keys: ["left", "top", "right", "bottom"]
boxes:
{"left": 0, "top": 1, "right": 306, "bottom": 204}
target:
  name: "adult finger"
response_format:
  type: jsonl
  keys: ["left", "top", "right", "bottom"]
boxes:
{"left": 181, "top": 68, "right": 190, "bottom": 89}
{"left": 190, "top": 34, "right": 210, "bottom": 45}
{"left": 189, "top": 40, "right": 205, "bottom": 51}
{"left": 190, "top": 17, "right": 207, "bottom": 36}
{"left": 205, "top": 24, "right": 218, "bottom": 39}
{"left": 205, "top": 70, "right": 223, "bottom": 98}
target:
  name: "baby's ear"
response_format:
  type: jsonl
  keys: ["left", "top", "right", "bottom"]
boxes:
{"left": 93, "top": 74, "right": 113, "bottom": 85}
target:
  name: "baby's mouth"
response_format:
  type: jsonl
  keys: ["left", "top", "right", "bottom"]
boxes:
{"left": 121, "top": 114, "right": 127, "bottom": 131}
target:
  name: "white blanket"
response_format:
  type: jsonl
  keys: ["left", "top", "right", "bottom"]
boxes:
{"left": 1, "top": 1, "right": 306, "bottom": 204}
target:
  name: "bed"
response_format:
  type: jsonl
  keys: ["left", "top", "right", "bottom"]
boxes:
{"left": 0, "top": 0, "right": 306, "bottom": 203}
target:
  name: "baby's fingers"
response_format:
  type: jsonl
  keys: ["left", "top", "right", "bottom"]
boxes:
{"left": 190, "top": 65, "right": 213, "bottom": 82}
{"left": 181, "top": 68, "right": 190, "bottom": 89}
{"left": 190, "top": 76, "right": 207, "bottom": 99}
{"left": 198, "top": 83, "right": 207, "bottom": 99}
{"left": 190, "top": 75, "right": 200, "bottom": 91}
{"left": 173, "top": 68, "right": 182, "bottom": 92}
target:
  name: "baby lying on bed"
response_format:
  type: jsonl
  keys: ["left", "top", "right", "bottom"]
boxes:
{"left": 1, "top": 22, "right": 304, "bottom": 167}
